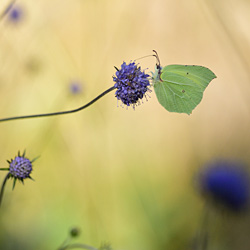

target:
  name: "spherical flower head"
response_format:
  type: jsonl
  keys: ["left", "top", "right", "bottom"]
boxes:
{"left": 9, "top": 153, "right": 32, "bottom": 180}
{"left": 113, "top": 62, "right": 150, "bottom": 107}
{"left": 198, "top": 161, "right": 250, "bottom": 212}
{"left": 0, "top": 151, "right": 36, "bottom": 206}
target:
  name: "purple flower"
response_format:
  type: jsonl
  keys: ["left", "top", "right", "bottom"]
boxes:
{"left": 9, "top": 153, "right": 32, "bottom": 180}
{"left": 7, "top": 151, "right": 36, "bottom": 188}
{"left": 69, "top": 81, "right": 82, "bottom": 94}
{"left": 0, "top": 151, "right": 37, "bottom": 206}
{"left": 113, "top": 62, "right": 150, "bottom": 108}
{"left": 198, "top": 161, "right": 250, "bottom": 212}
{"left": 8, "top": 6, "right": 23, "bottom": 23}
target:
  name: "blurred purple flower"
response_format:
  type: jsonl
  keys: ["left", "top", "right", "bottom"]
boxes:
{"left": 198, "top": 160, "right": 250, "bottom": 212}
{"left": 8, "top": 5, "right": 23, "bottom": 23}
{"left": 69, "top": 81, "right": 83, "bottom": 95}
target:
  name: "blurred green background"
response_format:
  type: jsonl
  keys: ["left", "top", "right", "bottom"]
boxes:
{"left": 0, "top": 0, "right": 250, "bottom": 249}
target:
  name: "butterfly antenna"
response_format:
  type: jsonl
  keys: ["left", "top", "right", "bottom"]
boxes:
{"left": 153, "top": 50, "right": 162, "bottom": 75}
{"left": 152, "top": 50, "right": 161, "bottom": 67}
{"left": 134, "top": 54, "right": 155, "bottom": 62}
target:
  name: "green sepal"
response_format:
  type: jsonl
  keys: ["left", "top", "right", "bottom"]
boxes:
{"left": 12, "top": 178, "right": 17, "bottom": 190}
{"left": 0, "top": 168, "right": 9, "bottom": 171}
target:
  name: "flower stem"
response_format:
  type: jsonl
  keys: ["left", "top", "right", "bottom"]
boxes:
{"left": 0, "top": 173, "right": 10, "bottom": 207}
{"left": 58, "top": 243, "right": 98, "bottom": 250}
{"left": 0, "top": 86, "right": 116, "bottom": 123}
{"left": 192, "top": 204, "right": 210, "bottom": 250}
{"left": 0, "top": 0, "right": 17, "bottom": 21}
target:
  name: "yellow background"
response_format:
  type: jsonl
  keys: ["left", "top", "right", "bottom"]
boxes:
{"left": 0, "top": 0, "right": 250, "bottom": 249}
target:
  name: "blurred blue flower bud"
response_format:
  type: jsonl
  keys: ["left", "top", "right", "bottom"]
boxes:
{"left": 8, "top": 5, "right": 23, "bottom": 23}
{"left": 198, "top": 160, "right": 250, "bottom": 212}
{"left": 69, "top": 81, "right": 83, "bottom": 95}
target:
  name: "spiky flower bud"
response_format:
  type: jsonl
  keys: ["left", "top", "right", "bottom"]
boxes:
{"left": 113, "top": 62, "right": 150, "bottom": 108}
{"left": 9, "top": 152, "right": 32, "bottom": 180}
{"left": 0, "top": 151, "right": 36, "bottom": 206}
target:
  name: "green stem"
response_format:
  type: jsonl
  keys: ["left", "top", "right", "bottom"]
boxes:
{"left": 0, "top": 86, "right": 116, "bottom": 123}
{"left": 58, "top": 243, "right": 98, "bottom": 250}
{"left": 0, "top": 168, "right": 9, "bottom": 171}
{"left": 0, "top": 173, "right": 10, "bottom": 207}
{"left": 193, "top": 205, "right": 210, "bottom": 250}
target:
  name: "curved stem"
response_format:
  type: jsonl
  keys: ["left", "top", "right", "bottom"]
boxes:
{"left": 0, "top": 86, "right": 116, "bottom": 123}
{"left": 0, "top": 173, "right": 10, "bottom": 207}
{"left": 58, "top": 243, "right": 98, "bottom": 250}
{"left": 57, "top": 236, "right": 71, "bottom": 250}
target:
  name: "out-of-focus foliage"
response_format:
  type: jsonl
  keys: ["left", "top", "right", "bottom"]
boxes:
{"left": 0, "top": 0, "right": 250, "bottom": 250}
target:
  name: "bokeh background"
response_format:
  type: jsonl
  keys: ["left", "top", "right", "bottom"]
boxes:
{"left": 0, "top": 0, "right": 250, "bottom": 249}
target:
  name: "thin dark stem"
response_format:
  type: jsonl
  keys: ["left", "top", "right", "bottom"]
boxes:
{"left": 0, "top": 0, "right": 17, "bottom": 21}
{"left": 192, "top": 205, "right": 210, "bottom": 250}
{"left": 58, "top": 243, "right": 98, "bottom": 250}
{"left": 200, "top": 208, "right": 209, "bottom": 250}
{"left": 0, "top": 86, "right": 116, "bottom": 123}
{"left": 0, "top": 173, "right": 10, "bottom": 207}
{"left": 57, "top": 237, "right": 70, "bottom": 250}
